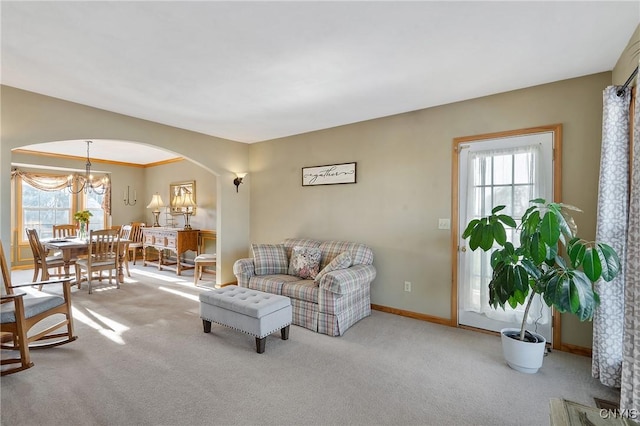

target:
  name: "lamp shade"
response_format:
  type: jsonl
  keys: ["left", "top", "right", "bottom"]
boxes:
{"left": 147, "top": 194, "right": 165, "bottom": 209}
{"left": 179, "top": 192, "right": 197, "bottom": 208}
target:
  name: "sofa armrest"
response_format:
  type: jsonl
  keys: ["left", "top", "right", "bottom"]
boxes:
{"left": 317, "top": 264, "right": 376, "bottom": 294}
{"left": 233, "top": 258, "right": 255, "bottom": 287}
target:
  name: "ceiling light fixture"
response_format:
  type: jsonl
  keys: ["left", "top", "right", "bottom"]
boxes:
{"left": 67, "top": 140, "right": 109, "bottom": 195}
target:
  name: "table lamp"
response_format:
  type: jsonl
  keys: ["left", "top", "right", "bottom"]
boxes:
{"left": 146, "top": 193, "right": 165, "bottom": 227}
{"left": 176, "top": 191, "right": 196, "bottom": 229}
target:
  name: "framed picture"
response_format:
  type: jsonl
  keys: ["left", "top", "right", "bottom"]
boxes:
{"left": 169, "top": 180, "right": 196, "bottom": 215}
{"left": 302, "top": 162, "right": 357, "bottom": 186}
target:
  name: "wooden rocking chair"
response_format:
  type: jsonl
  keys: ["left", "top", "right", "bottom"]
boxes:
{"left": 0, "top": 240, "right": 77, "bottom": 375}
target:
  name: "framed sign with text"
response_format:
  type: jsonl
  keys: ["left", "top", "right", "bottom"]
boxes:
{"left": 302, "top": 162, "right": 357, "bottom": 186}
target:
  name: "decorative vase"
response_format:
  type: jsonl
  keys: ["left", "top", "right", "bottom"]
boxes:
{"left": 79, "top": 222, "right": 88, "bottom": 241}
{"left": 500, "top": 328, "right": 546, "bottom": 374}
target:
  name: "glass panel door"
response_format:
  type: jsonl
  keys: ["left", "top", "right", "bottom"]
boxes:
{"left": 457, "top": 132, "right": 554, "bottom": 341}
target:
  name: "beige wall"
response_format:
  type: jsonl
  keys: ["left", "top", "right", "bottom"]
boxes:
{"left": 1, "top": 86, "right": 248, "bottom": 284}
{"left": 249, "top": 72, "right": 612, "bottom": 348}
{"left": 613, "top": 24, "right": 640, "bottom": 86}
{"left": 143, "top": 160, "right": 217, "bottom": 231}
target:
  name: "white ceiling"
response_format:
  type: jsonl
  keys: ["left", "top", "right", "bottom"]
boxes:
{"left": 2, "top": 1, "right": 639, "bottom": 165}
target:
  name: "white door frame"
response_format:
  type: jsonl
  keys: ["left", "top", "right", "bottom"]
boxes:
{"left": 450, "top": 124, "right": 563, "bottom": 349}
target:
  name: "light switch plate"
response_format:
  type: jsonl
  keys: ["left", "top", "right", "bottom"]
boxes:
{"left": 438, "top": 218, "right": 451, "bottom": 230}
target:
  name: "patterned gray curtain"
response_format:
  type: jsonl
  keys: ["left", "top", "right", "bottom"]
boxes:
{"left": 621, "top": 82, "right": 640, "bottom": 412}
{"left": 592, "top": 86, "right": 630, "bottom": 387}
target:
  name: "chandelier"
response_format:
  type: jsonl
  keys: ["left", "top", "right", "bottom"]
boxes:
{"left": 67, "top": 140, "right": 109, "bottom": 195}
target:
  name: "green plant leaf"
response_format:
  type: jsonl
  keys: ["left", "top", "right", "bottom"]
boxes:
{"left": 490, "top": 250, "right": 501, "bottom": 268}
{"left": 492, "top": 205, "right": 506, "bottom": 214}
{"left": 529, "top": 234, "right": 546, "bottom": 265}
{"left": 462, "top": 219, "right": 480, "bottom": 239}
{"left": 541, "top": 269, "right": 596, "bottom": 319}
{"left": 492, "top": 221, "right": 507, "bottom": 246}
{"left": 568, "top": 270, "right": 597, "bottom": 321}
{"left": 508, "top": 296, "right": 518, "bottom": 309}
{"left": 543, "top": 274, "right": 571, "bottom": 313}
{"left": 582, "top": 247, "right": 602, "bottom": 282}
{"left": 488, "top": 262, "right": 530, "bottom": 310}
{"left": 546, "top": 243, "right": 558, "bottom": 261}
{"left": 513, "top": 288, "right": 526, "bottom": 305}
{"left": 558, "top": 209, "right": 577, "bottom": 239}
{"left": 530, "top": 198, "right": 546, "bottom": 204}
{"left": 469, "top": 223, "right": 484, "bottom": 250}
{"left": 520, "top": 258, "right": 541, "bottom": 280}
{"left": 513, "top": 265, "right": 529, "bottom": 294}
{"left": 568, "top": 238, "right": 586, "bottom": 268}
{"left": 503, "top": 242, "right": 515, "bottom": 256}
{"left": 520, "top": 205, "right": 537, "bottom": 224}
{"left": 489, "top": 262, "right": 511, "bottom": 307}
{"left": 497, "top": 214, "right": 517, "bottom": 228}
{"left": 555, "top": 255, "right": 567, "bottom": 269}
{"left": 596, "top": 243, "right": 621, "bottom": 282}
{"left": 480, "top": 224, "right": 494, "bottom": 251}
{"left": 540, "top": 211, "right": 560, "bottom": 246}
{"left": 524, "top": 210, "right": 541, "bottom": 236}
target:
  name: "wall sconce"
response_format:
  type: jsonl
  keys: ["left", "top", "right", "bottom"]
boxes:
{"left": 233, "top": 173, "right": 247, "bottom": 192}
{"left": 123, "top": 185, "right": 137, "bottom": 206}
{"left": 146, "top": 193, "right": 165, "bottom": 227}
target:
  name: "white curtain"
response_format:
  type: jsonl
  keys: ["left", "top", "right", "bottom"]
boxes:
{"left": 592, "top": 86, "right": 630, "bottom": 387}
{"left": 621, "top": 81, "right": 640, "bottom": 412}
{"left": 462, "top": 144, "right": 550, "bottom": 327}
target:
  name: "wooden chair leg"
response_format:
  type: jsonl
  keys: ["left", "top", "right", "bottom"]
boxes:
{"left": 1, "top": 295, "right": 34, "bottom": 376}
{"left": 194, "top": 263, "right": 200, "bottom": 286}
{"left": 123, "top": 253, "right": 130, "bottom": 277}
{"left": 76, "top": 266, "right": 84, "bottom": 290}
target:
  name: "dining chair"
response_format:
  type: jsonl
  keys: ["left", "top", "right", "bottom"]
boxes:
{"left": 194, "top": 232, "right": 216, "bottom": 286}
{"left": 118, "top": 225, "right": 133, "bottom": 277}
{"left": 75, "top": 229, "right": 121, "bottom": 294}
{"left": 0, "top": 240, "right": 77, "bottom": 375}
{"left": 53, "top": 224, "right": 77, "bottom": 238}
{"left": 128, "top": 223, "right": 145, "bottom": 265}
{"left": 52, "top": 224, "right": 80, "bottom": 274}
{"left": 25, "top": 228, "right": 68, "bottom": 287}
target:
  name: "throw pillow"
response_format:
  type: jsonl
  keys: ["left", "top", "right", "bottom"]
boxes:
{"left": 314, "top": 251, "right": 352, "bottom": 282}
{"left": 288, "top": 246, "right": 322, "bottom": 279}
{"left": 252, "top": 244, "right": 288, "bottom": 275}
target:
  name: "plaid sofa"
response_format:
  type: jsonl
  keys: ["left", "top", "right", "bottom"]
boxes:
{"left": 233, "top": 238, "right": 376, "bottom": 336}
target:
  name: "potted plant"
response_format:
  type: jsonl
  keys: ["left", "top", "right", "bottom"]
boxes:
{"left": 74, "top": 210, "right": 92, "bottom": 241}
{"left": 462, "top": 198, "right": 621, "bottom": 373}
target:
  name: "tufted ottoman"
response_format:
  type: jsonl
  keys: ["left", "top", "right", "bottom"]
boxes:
{"left": 199, "top": 285, "right": 292, "bottom": 353}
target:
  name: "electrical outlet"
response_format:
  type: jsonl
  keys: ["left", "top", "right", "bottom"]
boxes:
{"left": 438, "top": 218, "right": 451, "bottom": 230}
{"left": 404, "top": 281, "right": 411, "bottom": 292}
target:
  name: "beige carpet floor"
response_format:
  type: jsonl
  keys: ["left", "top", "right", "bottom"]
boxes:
{"left": 1, "top": 265, "right": 620, "bottom": 426}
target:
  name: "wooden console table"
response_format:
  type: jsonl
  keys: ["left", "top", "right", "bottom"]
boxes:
{"left": 142, "top": 228, "right": 199, "bottom": 275}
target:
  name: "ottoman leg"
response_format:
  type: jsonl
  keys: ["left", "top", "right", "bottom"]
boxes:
{"left": 281, "top": 325, "right": 290, "bottom": 340}
{"left": 256, "top": 337, "right": 266, "bottom": 354}
{"left": 203, "top": 319, "right": 212, "bottom": 333}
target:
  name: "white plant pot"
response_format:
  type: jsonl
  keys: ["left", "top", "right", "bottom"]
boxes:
{"left": 500, "top": 328, "right": 546, "bottom": 374}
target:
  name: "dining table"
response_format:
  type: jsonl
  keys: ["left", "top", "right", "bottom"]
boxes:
{"left": 42, "top": 237, "right": 131, "bottom": 285}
